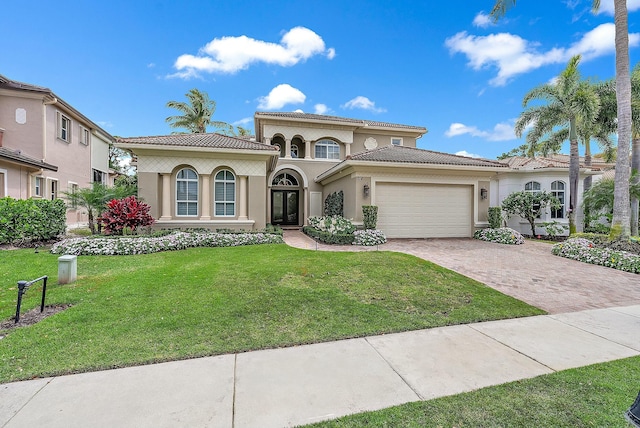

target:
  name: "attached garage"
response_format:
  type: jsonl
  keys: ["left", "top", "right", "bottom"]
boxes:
{"left": 376, "top": 182, "right": 473, "bottom": 238}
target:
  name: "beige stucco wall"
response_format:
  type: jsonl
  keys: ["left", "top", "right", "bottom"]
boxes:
{"left": 351, "top": 131, "right": 418, "bottom": 153}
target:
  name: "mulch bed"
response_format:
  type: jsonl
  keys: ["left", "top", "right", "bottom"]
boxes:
{"left": 0, "top": 305, "right": 71, "bottom": 333}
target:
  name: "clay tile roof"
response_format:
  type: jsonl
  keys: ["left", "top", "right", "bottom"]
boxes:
{"left": 500, "top": 156, "right": 602, "bottom": 171}
{"left": 0, "top": 74, "right": 51, "bottom": 94}
{"left": 255, "top": 111, "right": 427, "bottom": 132}
{"left": 349, "top": 145, "right": 507, "bottom": 167}
{"left": 117, "top": 133, "right": 279, "bottom": 152}
{"left": 0, "top": 147, "right": 58, "bottom": 171}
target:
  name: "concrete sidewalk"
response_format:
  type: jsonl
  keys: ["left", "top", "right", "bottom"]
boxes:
{"left": 2, "top": 305, "right": 639, "bottom": 428}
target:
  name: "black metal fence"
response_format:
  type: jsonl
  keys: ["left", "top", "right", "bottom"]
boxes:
{"left": 14, "top": 276, "right": 48, "bottom": 323}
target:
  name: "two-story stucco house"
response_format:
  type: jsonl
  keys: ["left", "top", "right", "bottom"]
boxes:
{"left": 0, "top": 74, "right": 113, "bottom": 226}
{"left": 117, "top": 112, "right": 510, "bottom": 238}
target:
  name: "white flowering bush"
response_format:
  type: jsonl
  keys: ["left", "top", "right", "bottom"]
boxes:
{"left": 50, "top": 231, "right": 283, "bottom": 256}
{"left": 307, "top": 216, "right": 356, "bottom": 234}
{"left": 353, "top": 229, "right": 387, "bottom": 246}
{"left": 473, "top": 227, "right": 524, "bottom": 245}
{"left": 552, "top": 238, "right": 640, "bottom": 274}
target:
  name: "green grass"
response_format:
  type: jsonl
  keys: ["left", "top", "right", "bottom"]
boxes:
{"left": 307, "top": 356, "right": 640, "bottom": 427}
{"left": 0, "top": 244, "right": 543, "bottom": 384}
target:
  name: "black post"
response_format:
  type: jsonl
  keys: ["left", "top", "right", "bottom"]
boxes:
{"left": 15, "top": 281, "right": 28, "bottom": 324}
{"left": 40, "top": 276, "right": 48, "bottom": 312}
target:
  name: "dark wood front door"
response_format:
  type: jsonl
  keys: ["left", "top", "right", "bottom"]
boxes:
{"left": 271, "top": 190, "right": 299, "bottom": 226}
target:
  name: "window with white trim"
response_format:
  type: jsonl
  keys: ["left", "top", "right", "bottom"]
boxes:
{"left": 272, "top": 173, "right": 299, "bottom": 186}
{"left": 391, "top": 137, "right": 403, "bottom": 146}
{"left": 291, "top": 144, "right": 299, "bottom": 159}
{"left": 79, "top": 126, "right": 90, "bottom": 145}
{"left": 57, "top": 112, "right": 71, "bottom": 142}
{"left": 34, "top": 176, "right": 44, "bottom": 197}
{"left": 176, "top": 168, "right": 198, "bottom": 216}
{"left": 214, "top": 169, "right": 235, "bottom": 216}
{"left": 93, "top": 168, "right": 107, "bottom": 184}
{"left": 551, "top": 180, "right": 565, "bottom": 219}
{"left": 314, "top": 140, "right": 340, "bottom": 159}
{"left": 69, "top": 182, "right": 79, "bottom": 208}
{"left": 524, "top": 181, "right": 541, "bottom": 193}
{"left": 49, "top": 179, "right": 58, "bottom": 200}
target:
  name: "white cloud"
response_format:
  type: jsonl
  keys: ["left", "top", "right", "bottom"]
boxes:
{"left": 341, "top": 96, "right": 386, "bottom": 113}
{"left": 314, "top": 103, "right": 330, "bottom": 115}
{"left": 473, "top": 12, "right": 493, "bottom": 28}
{"left": 169, "top": 27, "right": 335, "bottom": 78}
{"left": 258, "top": 84, "right": 306, "bottom": 110}
{"left": 445, "top": 23, "right": 640, "bottom": 86}
{"left": 293, "top": 109, "right": 305, "bottom": 113}
{"left": 445, "top": 120, "right": 517, "bottom": 141}
{"left": 594, "top": 0, "right": 640, "bottom": 15}
{"left": 232, "top": 117, "right": 253, "bottom": 126}
{"left": 455, "top": 150, "right": 483, "bottom": 158}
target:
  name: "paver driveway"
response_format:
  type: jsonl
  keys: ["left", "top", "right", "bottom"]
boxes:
{"left": 284, "top": 231, "right": 640, "bottom": 314}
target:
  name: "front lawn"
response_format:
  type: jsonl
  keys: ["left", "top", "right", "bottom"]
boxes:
{"left": 0, "top": 245, "right": 543, "bottom": 383}
{"left": 307, "top": 355, "right": 640, "bottom": 427}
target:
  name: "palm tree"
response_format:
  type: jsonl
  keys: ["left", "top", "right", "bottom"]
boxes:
{"left": 514, "top": 55, "right": 600, "bottom": 234}
{"left": 62, "top": 183, "right": 136, "bottom": 234}
{"left": 492, "top": 0, "right": 633, "bottom": 240}
{"left": 630, "top": 63, "right": 640, "bottom": 235}
{"left": 165, "top": 89, "right": 233, "bottom": 134}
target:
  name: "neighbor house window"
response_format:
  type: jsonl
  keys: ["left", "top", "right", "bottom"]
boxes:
{"left": 214, "top": 169, "right": 235, "bottom": 216}
{"left": 57, "top": 112, "right": 71, "bottom": 142}
{"left": 79, "top": 126, "right": 90, "bottom": 145}
{"left": 551, "top": 180, "right": 565, "bottom": 219}
{"left": 34, "top": 176, "right": 43, "bottom": 197}
{"left": 291, "top": 144, "right": 299, "bottom": 159}
{"left": 314, "top": 140, "right": 340, "bottom": 159}
{"left": 176, "top": 168, "right": 198, "bottom": 216}
{"left": 391, "top": 137, "right": 403, "bottom": 146}
{"left": 524, "top": 181, "right": 541, "bottom": 193}
{"left": 69, "top": 183, "right": 79, "bottom": 208}
{"left": 49, "top": 180, "right": 58, "bottom": 200}
{"left": 93, "top": 169, "right": 107, "bottom": 184}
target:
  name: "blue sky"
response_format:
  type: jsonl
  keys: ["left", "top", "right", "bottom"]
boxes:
{"left": 2, "top": 0, "right": 639, "bottom": 159}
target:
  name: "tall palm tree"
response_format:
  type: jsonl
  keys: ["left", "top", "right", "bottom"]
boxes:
{"left": 514, "top": 55, "right": 600, "bottom": 234}
{"left": 630, "top": 63, "right": 640, "bottom": 235}
{"left": 165, "top": 89, "right": 233, "bottom": 134}
{"left": 492, "top": 0, "right": 633, "bottom": 239}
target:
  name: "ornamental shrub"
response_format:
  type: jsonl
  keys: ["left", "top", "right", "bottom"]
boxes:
{"left": 97, "top": 196, "right": 155, "bottom": 235}
{"left": 353, "top": 229, "right": 386, "bottom": 246}
{"left": 307, "top": 216, "right": 355, "bottom": 234}
{"left": 488, "top": 207, "right": 502, "bottom": 229}
{"left": 473, "top": 227, "right": 524, "bottom": 245}
{"left": 552, "top": 238, "right": 640, "bottom": 274}
{"left": 362, "top": 205, "right": 378, "bottom": 230}
{"left": 0, "top": 197, "right": 66, "bottom": 244}
{"left": 303, "top": 226, "right": 354, "bottom": 245}
{"left": 324, "top": 191, "right": 344, "bottom": 217}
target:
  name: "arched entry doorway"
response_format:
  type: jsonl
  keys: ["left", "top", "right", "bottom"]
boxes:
{"left": 271, "top": 171, "right": 302, "bottom": 226}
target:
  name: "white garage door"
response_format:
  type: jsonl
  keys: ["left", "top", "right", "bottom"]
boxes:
{"left": 376, "top": 183, "right": 472, "bottom": 238}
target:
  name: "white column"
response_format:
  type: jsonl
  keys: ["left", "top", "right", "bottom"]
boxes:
{"left": 239, "top": 175, "right": 248, "bottom": 220}
{"left": 304, "top": 140, "right": 311, "bottom": 159}
{"left": 160, "top": 173, "right": 171, "bottom": 220}
{"left": 345, "top": 142, "right": 351, "bottom": 157}
{"left": 264, "top": 137, "right": 272, "bottom": 145}
{"left": 284, "top": 139, "right": 292, "bottom": 159}
{"left": 303, "top": 188, "right": 309, "bottom": 225}
{"left": 200, "top": 175, "right": 211, "bottom": 220}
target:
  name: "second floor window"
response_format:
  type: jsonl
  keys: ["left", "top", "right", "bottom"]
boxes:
{"left": 35, "top": 176, "right": 43, "bottom": 197}
{"left": 80, "top": 126, "right": 90, "bottom": 145}
{"left": 315, "top": 140, "right": 340, "bottom": 160}
{"left": 57, "top": 112, "right": 71, "bottom": 142}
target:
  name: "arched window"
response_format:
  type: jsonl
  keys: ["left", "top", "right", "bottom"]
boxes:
{"left": 272, "top": 173, "right": 299, "bottom": 186}
{"left": 524, "top": 181, "right": 541, "bottom": 193}
{"left": 551, "top": 180, "right": 565, "bottom": 218}
{"left": 291, "top": 144, "right": 299, "bottom": 159}
{"left": 215, "top": 169, "right": 235, "bottom": 216}
{"left": 176, "top": 168, "right": 198, "bottom": 216}
{"left": 314, "top": 140, "right": 340, "bottom": 160}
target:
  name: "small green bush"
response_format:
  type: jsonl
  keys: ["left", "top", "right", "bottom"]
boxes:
{"left": 303, "top": 226, "right": 354, "bottom": 245}
{"left": 488, "top": 207, "right": 502, "bottom": 229}
{"left": 362, "top": 205, "right": 379, "bottom": 230}
{"left": 324, "top": 191, "right": 344, "bottom": 217}
{"left": 474, "top": 227, "right": 524, "bottom": 245}
{"left": 0, "top": 197, "right": 66, "bottom": 245}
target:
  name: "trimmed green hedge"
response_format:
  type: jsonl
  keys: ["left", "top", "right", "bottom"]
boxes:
{"left": 362, "top": 205, "right": 378, "bottom": 229}
{"left": 0, "top": 197, "right": 67, "bottom": 244}
{"left": 303, "top": 226, "right": 355, "bottom": 245}
{"left": 488, "top": 207, "right": 502, "bottom": 229}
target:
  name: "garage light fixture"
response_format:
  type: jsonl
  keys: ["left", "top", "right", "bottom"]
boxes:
{"left": 480, "top": 188, "right": 488, "bottom": 200}
{"left": 363, "top": 184, "right": 370, "bottom": 197}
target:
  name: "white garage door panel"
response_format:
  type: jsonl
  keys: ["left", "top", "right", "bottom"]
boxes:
{"left": 377, "top": 183, "right": 472, "bottom": 238}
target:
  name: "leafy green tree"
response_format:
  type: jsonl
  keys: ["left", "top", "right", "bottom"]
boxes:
{"left": 62, "top": 183, "right": 136, "bottom": 234}
{"left": 514, "top": 55, "right": 600, "bottom": 234}
{"left": 165, "top": 89, "right": 233, "bottom": 134}
{"left": 491, "top": 0, "right": 633, "bottom": 240}
{"left": 583, "top": 175, "right": 640, "bottom": 226}
{"left": 235, "top": 126, "right": 253, "bottom": 137}
{"left": 501, "top": 191, "right": 561, "bottom": 237}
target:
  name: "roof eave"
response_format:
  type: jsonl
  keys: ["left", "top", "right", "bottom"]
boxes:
{"left": 115, "top": 141, "right": 280, "bottom": 156}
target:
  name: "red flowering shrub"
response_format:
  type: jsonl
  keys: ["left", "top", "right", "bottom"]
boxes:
{"left": 98, "top": 196, "right": 154, "bottom": 235}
